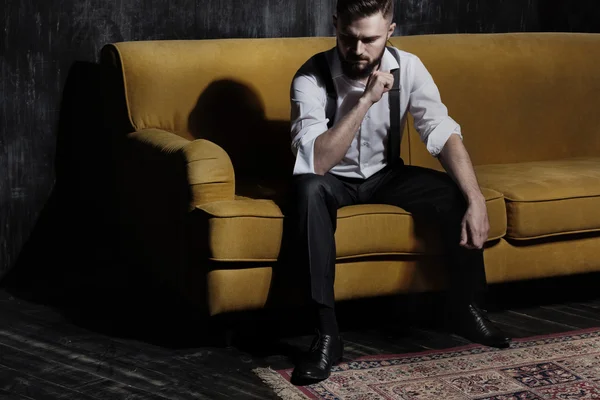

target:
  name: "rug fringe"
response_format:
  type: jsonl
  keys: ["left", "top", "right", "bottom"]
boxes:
{"left": 253, "top": 367, "right": 308, "bottom": 400}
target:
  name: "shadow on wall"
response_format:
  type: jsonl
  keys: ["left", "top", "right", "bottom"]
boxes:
{"left": 188, "top": 79, "right": 295, "bottom": 204}
{"left": 0, "top": 60, "right": 211, "bottom": 348}
{"left": 0, "top": 61, "right": 121, "bottom": 304}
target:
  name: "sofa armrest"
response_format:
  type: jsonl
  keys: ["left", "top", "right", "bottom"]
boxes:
{"left": 125, "top": 128, "right": 235, "bottom": 209}
{"left": 114, "top": 128, "right": 234, "bottom": 313}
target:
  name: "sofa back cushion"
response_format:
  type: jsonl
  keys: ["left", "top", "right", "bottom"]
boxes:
{"left": 389, "top": 33, "right": 600, "bottom": 169}
{"left": 104, "top": 39, "right": 331, "bottom": 134}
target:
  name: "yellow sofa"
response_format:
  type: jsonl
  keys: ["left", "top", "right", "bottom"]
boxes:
{"left": 100, "top": 33, "right": 600, "bottom": 317}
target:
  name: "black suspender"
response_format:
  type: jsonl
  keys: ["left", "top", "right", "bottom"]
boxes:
{"left": 313, "top": 51, "right": 338, "bottom": 130}
{"left": 314, "top": 46, "right": 402, "bottom": 165}
{"left": 387, "top": 46, "right": 402, "bottom": 166}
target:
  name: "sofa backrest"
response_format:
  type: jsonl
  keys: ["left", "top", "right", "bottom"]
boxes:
{"left": 102, "top": 33, "right": 600, "bottom": 176}
{"left": 389, "top": 33, "right": 600, "bottom": 169}
{"left": 103, "top": 38, "right": 335, "bottom": 135}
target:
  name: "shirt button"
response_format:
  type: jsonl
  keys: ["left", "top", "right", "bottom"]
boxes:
{"left": 362, "top": 141, "right": 370, "bottom": 147}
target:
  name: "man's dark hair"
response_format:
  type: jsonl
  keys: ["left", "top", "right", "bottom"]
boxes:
{"left": 336, "top": 0, "right": 395, "bottom": 23}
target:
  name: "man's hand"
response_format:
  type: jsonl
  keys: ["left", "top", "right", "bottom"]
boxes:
{"left": 460, "top": 198, "right": 490, "bottom": 250}
{"left": 361, "top": 71, "right": 394, "bottom": 105}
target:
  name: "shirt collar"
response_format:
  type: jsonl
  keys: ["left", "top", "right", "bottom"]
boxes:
{"left": 330, "top": 46, "right": 400, "bottom": 82}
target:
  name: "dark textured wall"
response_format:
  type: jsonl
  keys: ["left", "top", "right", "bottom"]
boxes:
{"left": 1, "top": 0, "right": 599, "bottom": 277}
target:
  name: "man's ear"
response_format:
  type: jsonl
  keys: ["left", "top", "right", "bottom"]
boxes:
{"left": 387, "top": 22, "right": 396, "bottom": 40}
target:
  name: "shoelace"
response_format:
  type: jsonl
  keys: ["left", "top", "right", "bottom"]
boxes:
{"left": 309, "top": 331, "right": 338, "bottom": 357}
{"left": 471, "top": 304, "right": 492, "bottom": 323}
{"left": 309, "top": 336, "right": 322, "bottom": 352}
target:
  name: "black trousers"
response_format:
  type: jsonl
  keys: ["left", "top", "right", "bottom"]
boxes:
{"left": 282, "top": 159, "right": 488, "bottom": 309}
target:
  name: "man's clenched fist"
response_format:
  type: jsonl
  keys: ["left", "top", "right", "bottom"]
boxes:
{"left": 361, "top": 71, "right": 394, "bottom": 105}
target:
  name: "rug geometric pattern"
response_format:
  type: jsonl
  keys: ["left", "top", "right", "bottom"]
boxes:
{"left": 254, "top": 328, "right": 600, "bottom": 400}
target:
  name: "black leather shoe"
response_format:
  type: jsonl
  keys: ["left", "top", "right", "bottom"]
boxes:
{"left": 291, "top": 333, "right": 343, "bottom": 385}
{"left": 448, "top": 304, "right": 511, "bottom": 348}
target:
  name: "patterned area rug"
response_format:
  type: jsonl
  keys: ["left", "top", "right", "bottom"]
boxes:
{"left": 254, "top": 328, "right": 600, "bottom": 400}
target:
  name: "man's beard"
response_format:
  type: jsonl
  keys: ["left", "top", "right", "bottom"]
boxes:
{"left": 337, "top": 45, "right": 386, "bottom": 81}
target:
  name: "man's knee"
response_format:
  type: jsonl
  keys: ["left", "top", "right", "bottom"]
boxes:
{"left": 281, "top": 174, "right": 332, "bottom": 216}
{"left": 292, "top": 173, "right": 331, "bottom": 199}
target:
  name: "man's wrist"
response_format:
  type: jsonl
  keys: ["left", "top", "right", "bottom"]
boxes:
{"left": 358, "top": 96, "right": 373, "bottom": 108}
{"left": 466, "top": 191, "right": 486, "bottom": 206}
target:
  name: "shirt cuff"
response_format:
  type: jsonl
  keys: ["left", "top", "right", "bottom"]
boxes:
{"left": 292, "top": 128, "right": 325, "bottom": 175}
{"left": 425, "top": 117, "right": 463, "bottom": 157}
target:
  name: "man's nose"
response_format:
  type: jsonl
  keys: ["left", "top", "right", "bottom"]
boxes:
{"left": 353, "top": 40, "right": 365, "bottom": 55}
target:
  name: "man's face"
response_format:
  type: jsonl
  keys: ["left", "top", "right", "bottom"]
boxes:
{"left": 335, "top": 12, "right": 395, "bottom": 80}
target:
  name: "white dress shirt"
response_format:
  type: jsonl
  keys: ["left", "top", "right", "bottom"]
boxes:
{"left": 290, "top": 46, "right": 462, "bottom": 178}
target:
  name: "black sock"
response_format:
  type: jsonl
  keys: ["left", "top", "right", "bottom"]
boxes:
{"left": 317, "top": 305, "right": 339, "bottom": 337}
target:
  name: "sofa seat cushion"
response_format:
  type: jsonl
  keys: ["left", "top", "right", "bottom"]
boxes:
{"left": 475, "top": 157, "right": 600, "bottom": 240}
{"left": 195, "top": 187, "right": 506, "bottom": 262}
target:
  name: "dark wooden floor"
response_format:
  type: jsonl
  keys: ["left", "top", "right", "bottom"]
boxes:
{"left": 1, "top": 272, "right": 600, "bottom": 400}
